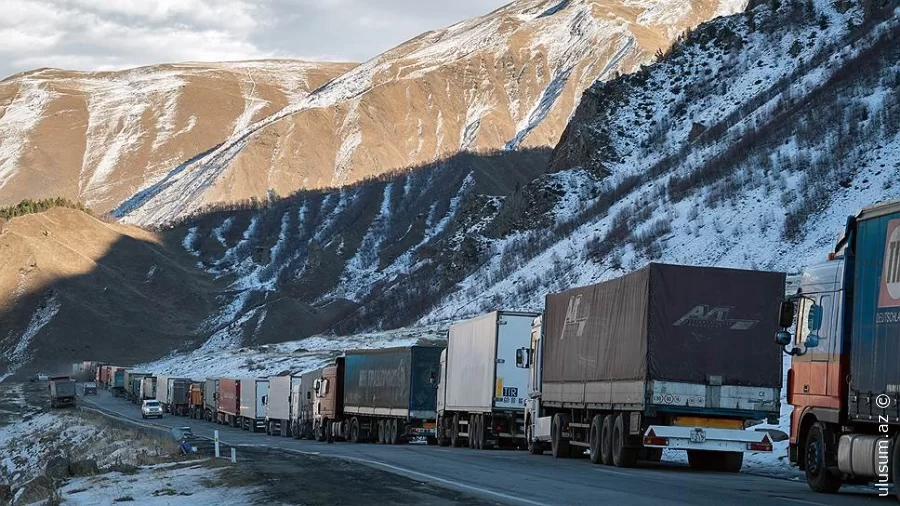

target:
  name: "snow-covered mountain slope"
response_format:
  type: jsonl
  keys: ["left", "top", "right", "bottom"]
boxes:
{"left": 0, "top": 61, "right": 356, "bottom": 213}
{"left": 114, "top": 0, "right": 748, "bottom": 225}
{"left": 422, "top": 0, "right": 900, "bottom": 322}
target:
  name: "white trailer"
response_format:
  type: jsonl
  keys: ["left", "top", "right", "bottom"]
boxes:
{"left": 155, "top": 375, "right": 172, "bottom": 407}
{"left": 436, "top": 311, "right": 538, "bottom": 449}
{"left": 265, "top": 375, "right": 296, "bottom": 437}
{"left": 140, "top": 377, "right": 157, "bottom": 401}
{"left": 239, "top": 378, "right": 269, "bottom": 432}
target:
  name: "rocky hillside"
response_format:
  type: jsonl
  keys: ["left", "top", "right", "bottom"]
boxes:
{"left": 103, "top": 0, "right": 745, "bottom": 225}
{"left": 0, "top": 61, "right": 356, "bottom": 214}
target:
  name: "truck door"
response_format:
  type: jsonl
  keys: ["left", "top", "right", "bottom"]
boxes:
{"left": 795, "top": 294, "right": 834, "bottom": 399}
{"left": 495, "top": 314, "right": 532, "bottom": 410}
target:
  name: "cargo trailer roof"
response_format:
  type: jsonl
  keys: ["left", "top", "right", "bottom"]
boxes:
{"left": 859, "top": 199, "right": 900, "bottom": 220}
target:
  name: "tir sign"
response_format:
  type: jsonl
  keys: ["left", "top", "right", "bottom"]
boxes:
{"left": 880, "top": 220, "right": 900, "bottom": 308}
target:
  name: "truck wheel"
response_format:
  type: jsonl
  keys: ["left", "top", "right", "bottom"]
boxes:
{"left": 467, "top": 415, "right": 475, "bottom": 449}
{"left": 377, "top": 420, "right": 385, "bottom": 444}
{"left": 388, "top": 419, "right": 398, "bottom": 445}
{"left": 473, "top": 415, "right": 481, "bottom": 450}
{"left": 805, "top": 422, "right": 842, "bottom": 493}
{"left": 451, "top": 414, "right": 463, "bottom": 447}
{"left": 600, "top": 415, "right": 614, "bottom": 465}
{"left": 349, "top": 418, "right": 361, "bottom": 443}
{"left": 551, "top": 413, "right": 571, "bottom": 459}
{"left": 439, "top": 418, "right": 451, "bottom": 447}
{"left": 589, "top": 415, "right": 603, "bottom": 464}
{"left": 612, "top": 414, "right": 638, "bottom": 468}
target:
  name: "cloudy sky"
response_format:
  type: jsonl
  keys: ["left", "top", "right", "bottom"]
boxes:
{"left": 0, "top": 0, "right": 511, "bottom": 79}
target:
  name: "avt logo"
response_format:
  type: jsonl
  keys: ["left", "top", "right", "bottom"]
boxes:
{"left": 880, "top": 220, "right": 900, "bottom": 308}
{"left": 674, "top": 305, "right": 759, "bottom": 330}
{"left": 561, "top": 294, "right": 588, "bottom": 339}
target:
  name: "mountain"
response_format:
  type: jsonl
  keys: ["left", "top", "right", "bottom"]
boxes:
{"left": 0, "top": 0, "right": 748, "bottom": 226}
{"left": 0, "top": 61, "right": 357, "bottom": 214}
{"left": 5, "top": 0, "right": 898, "bottom": 377}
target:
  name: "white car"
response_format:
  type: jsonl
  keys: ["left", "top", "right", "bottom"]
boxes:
{"left": 141, "top": 400, "right": 163, "bottom": 419}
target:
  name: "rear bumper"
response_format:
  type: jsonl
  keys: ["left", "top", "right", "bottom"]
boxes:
{"left": 642, "top": 425, "right": 773, "bottom": 453}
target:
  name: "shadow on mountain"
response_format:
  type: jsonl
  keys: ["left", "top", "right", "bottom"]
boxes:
{"left": 0, "top": 148, "right": 553, "bottom": 378}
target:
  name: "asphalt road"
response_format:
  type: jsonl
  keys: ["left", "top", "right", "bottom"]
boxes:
{"left": 81, "top": 391, "right": 888, "bottom": 506}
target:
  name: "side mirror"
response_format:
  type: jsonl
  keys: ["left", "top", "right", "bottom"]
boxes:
{"left": 805, "top": 333, "right": 820, "bottom": 349}
{"left": 778, "top": 301, "right": 795, "bottom": 329}
{"left": 775, "top": 330, "right": 792, "bottom": 347}
{"left": 515, "top": 348, "right": 532, "bottom": 369}
{"left": 314, "top": 379, "right": 321, "bottom": 394}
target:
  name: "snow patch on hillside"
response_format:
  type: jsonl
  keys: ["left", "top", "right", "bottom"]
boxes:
{"left": 1, "top": 294, "right": 60, "bottom": 381}
{"left": 0, "top": 80, "right": 56, "bottom": 191}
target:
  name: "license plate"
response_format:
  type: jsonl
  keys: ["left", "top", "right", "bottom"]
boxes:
{"left": 690, "top": 428, "right": 706, "bottom": 444}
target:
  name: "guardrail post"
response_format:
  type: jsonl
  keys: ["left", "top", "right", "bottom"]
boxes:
{"left": 214, "top": 430, "right": 220, "bottom": 458}
{"left": 230, "top": 448, "right": 236, "bottom": 463}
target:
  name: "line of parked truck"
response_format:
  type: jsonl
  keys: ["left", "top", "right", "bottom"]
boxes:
{"left": 71, "top": 200, "right": 900, "bottom": 499}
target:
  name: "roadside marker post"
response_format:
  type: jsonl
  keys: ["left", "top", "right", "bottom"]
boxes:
{"left": 214, "top": 430, "right": 220, "bottom": 458}
{"left": 230, "top": 448, "right": 236, "bottom": 463}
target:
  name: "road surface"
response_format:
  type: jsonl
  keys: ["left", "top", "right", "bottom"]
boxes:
{"left": 81, "top": 390, "right": 886, "bottom": 506}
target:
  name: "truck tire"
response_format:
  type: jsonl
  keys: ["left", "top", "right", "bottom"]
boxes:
{"left": 439, "top": 418, "right": 451, "bottom": 447}
{"left": 451, "top": 414, "right": 463, "bottom": 448}
{"left": 612, "top": 414, "right": 638, "bottom": 468}
{"left": 315, "top": 420, "right": 327, "bottom": 442}
{"left": 551, "top": 413, "right": 571, "bottom": 459}
{"left": 467, "top": 415, "right": 475, "bottom": 449}
{"left": 473, "top": 415, "right": 481, "bottom": 450}
{"left": 388, "top": 419, "right": 398, "bottom": 445}
{"left": 377, "top": 420, "right": 385, "bottom": 444}
{"left": 589, "top": 415, "right": 603, "bottom": 464}
{"left": 527, "top": 420, "right": 542, "bottom": 455}
{"left": 804, "top": 422, "right": 842, "bottom": 493}
{"left": 600, "top": 415, "right": 614, "bottom": 465}
{"left": 349, "top": 418, "right": 361, "bottom": 443}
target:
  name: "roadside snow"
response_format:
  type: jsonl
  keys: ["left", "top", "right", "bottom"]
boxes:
{"left": 59, "top": 462, "right": 259, "bottom": 506}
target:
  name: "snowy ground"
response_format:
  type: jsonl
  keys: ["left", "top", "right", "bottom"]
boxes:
{"left": 57, "top": 460, "right": 259, "bottom": 506}
{"left": 138, "top": 326, "right": 447, "bottom": 379}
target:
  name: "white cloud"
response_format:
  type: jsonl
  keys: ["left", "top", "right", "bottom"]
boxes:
{"left": 0, "top": 0, "right": 510, "bottom": 79}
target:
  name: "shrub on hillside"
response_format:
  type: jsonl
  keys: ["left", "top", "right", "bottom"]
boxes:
{"left": 0, "top": 198, "right": 91, "bottom": 221}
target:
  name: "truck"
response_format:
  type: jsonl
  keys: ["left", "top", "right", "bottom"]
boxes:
{"left": 519, "top": 263, "right": 784, "bottom": 471}
{"left": 111, "top": 370, "right": 126, "bottom": 397}
{"left": 156, "top": 376, "right": 191, "bottom": 415}
{"left": 188, "top": 382, "right": 204, "bottom": 419}
{"left": 436, "top": 311, "right": 538, "bottom": 449}
{"left": 203, "top": 378, "right": 219, "bottom": 422}
{"left": 140, "top": 376, "right": 157, "bottom": 401}
{"left": 124, "top": 371, "right": 151, "bottom": 402}
{"left": 319, "top": 346, "right": 444, "bottom": 444}
{"left": 49, "top": 377, "right": 77, "bottom": 408}
{"left": 217, "top": 378, "right": 241, "bottom": 426}
{"left": 239, "top": 378, "right": 269, "bottom": 432}
{"left": 266, "top": 375, "right": 295, "bottom": 436}
{"left": 291, "top": 369, "right": 322, "bottom": 440}
{"left": 776, "top": 200, "right": 900, "bottom": 497}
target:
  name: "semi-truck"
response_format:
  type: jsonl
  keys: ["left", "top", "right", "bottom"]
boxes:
{"left": 124, "top": 371, "right": 151, "bottom": 402}
{"left": 204, "top": 378, "right": 219, "bottom": 422}
{"left": 239, "top": 378, "right": 269, "bottom": 432}
{"left": 266, "top": 375, "right": 295, "bottom": 436}
{"left": 156, "top": 376, "right": 191, "bottom": 415}
{"left": 188, "top": 382, "right": 204, "bottom": 419}
{"left": 111, "top": 369, "right": 125, "bottom": 397}
{"left": 318, "top": 346, "right": 444, "bottom": 444}
{"left": 291, "top": 369, "right": 322, "bottom": 440}
{"left": 520, "top": 263, "right": 784, "bottom": 472}
{"left": 217, "top": 378, "right": 241, "bottom": 426}
{"left": 49, "top": 377, "right": 77, "bottom": 408}
{"left": 436, "top": 311, "right": 538, "bottom": 449}
{"left": 776, "top": 200, "right": 900, "bottom": 497}
{"left": 140, "top": 376, "right": 157, "bottom": 401}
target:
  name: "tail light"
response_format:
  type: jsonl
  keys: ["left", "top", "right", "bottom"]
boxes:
{"left": 643, "top": 428, "right": 669, "bottom": 446}
{"left": 748, "top": 436, "right": 773, "bottom": 452}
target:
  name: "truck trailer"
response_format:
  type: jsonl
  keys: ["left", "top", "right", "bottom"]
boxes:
{"left": 49, "top": 377, "right": 77, "bottom": 408}
{"left": 436, "top": 311, "right": 538, "bottom": 449}
{"left": 266, "top": 375, "right": 295, "bottom": 437}
{"left": 321, "top": 346, "right": 444, "bottom": 444}
{"left": 521, "top": 263, "right": 784, "bottom": 471}
{"left": 217, "top": 378, "right": 241, "bottom": 426}
{"left": 155, "top": 375, "right": 190, "bottom": 414}
{"left": 140, "top": 376, "right": 157, "bottom": 401}
{"left": 777, "top": 200, "right": 900, "bottom": 497}
{"left": 124, "top": 371, "right": 150, "bottom": 402}
{"left": 239, "top": 378, "right": 269, "bottom": 432}
{"left": 203, "top": 379, "right": 219, "bottom": 422}
{"left": 188, "top": 382, "right": 204, "bottom": 419}
{"left": 291, "top": 369, "right": 322, "bottom": 440}
{"left": 111, "top": 369, "right": 125, "bottom": 396}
